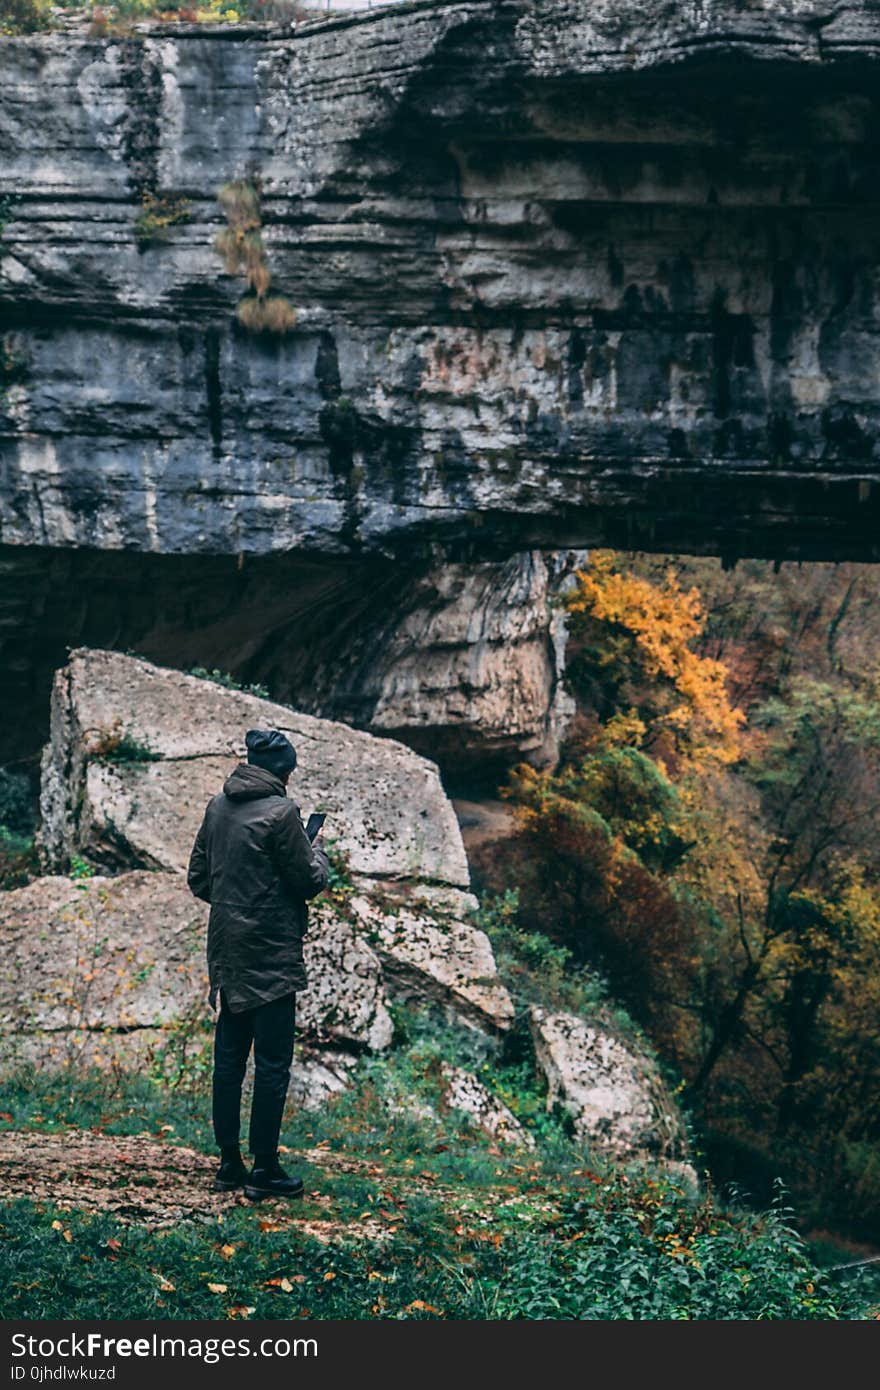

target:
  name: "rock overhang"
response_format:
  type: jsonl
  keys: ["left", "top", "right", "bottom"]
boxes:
{"left": 2, "top": 2, "right": 880, "bottom": 565}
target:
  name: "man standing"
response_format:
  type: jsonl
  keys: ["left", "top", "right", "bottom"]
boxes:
{"left": 187, "top": 728, "right": 330, "bottom": 1200}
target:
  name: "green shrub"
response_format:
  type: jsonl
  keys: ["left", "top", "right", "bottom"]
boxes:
{"left": 492, "top": 1183, "right": 849, "bottom": 1320}
{"left": 0, "top": 769, "right": 36, "bottom": 837}
{"left": 100, "top": 732, "right": 160, "bottom": 764}
{"left": 0, "top": 0, "right": 50, "bottom": 35}
{"left": 134, "top": 193, "right": 191, "bottom": 250}
{"left": 475, "top": 889, "right": 626, "bottom": 1025}
{"left": 69, "top": 855, "right": 97, "bottom": 882}
{"left": 187, "top": 667, "right": 270, "bottom": 699}
{"left": 0, "top": 827, "right": 37, "bottom": 891}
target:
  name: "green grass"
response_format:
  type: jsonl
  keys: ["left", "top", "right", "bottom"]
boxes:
{"left": 2, "top": 1175, "right": 876, "bottom": 1320}
{"left": 186, "top": 668, "right": 270, "bottom": 701}
{"left": 2, "top": 1043, "right": 879, "bottom": 1319}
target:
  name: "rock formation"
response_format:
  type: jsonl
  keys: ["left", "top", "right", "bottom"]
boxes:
{"left": 0, "top": 543, "right": 581, "bottom": 776}
{"left": 0, "top": 650, "right": 514, "bottom": 1071}
{"left": 39, "top": 648, "right": 473, "bottom": 884}
{"left": 3, "top": 2, "right": 880, "bottom": 568}
{"left": 0, "top": 650, "right": 691, "bottom": 1167}
{"left": 529, "top": 1006, "right": 691, "bottom": 1177}
{"left": 3, "top": 2, "right": 880, "bottom": 768}
{"left": 439, "top": 1062, "right": 534, "bottom": 1150}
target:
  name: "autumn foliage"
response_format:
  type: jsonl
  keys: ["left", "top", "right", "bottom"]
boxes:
{"left": 474, "top": 552, "right": 880, "bottom": 1239}
{"left": 563, "top": 551, "right": 745, "bottom": 770}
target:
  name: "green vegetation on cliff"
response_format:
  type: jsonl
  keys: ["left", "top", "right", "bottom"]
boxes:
{"left": 1, "top": 1, "right": 307, "bottom": 37}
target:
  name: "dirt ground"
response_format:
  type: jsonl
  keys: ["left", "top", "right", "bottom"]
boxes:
{"left": 0, "top": 1128, "right": 399, "bottom": 1241}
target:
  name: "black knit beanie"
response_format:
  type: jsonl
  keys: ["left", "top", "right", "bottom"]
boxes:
{"left": 245, "top": 729, "right": 298, "bottom": 778}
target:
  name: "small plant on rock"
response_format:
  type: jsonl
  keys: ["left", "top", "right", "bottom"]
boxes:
{"left": 83, "top": 719, "right": 160, "bottom": 764}
{"left": 186, "top": 666, "right": 270, "bottom": 699}
{"left": 0, "top": 0, "right": 50, "bottom": 35}
{"left": 134, "top": 193, "right": 191, "bottom": 251}
{"left": 70, "top": 855, "right": 97, "bottom": 882}
{"left": 215, "top": 178, "right": 296, "bottom": 336}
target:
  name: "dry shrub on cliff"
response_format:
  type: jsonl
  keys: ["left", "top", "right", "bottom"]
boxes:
{"left": 237, "top": 295, "right": 297, "bottom": 335}
{"left": 217, "top": 179, "right": 261, "bottom": 231}
{"left": 216, "top": 179, "right": 295, "bottom": 336}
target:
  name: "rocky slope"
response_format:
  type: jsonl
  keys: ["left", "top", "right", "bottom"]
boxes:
{"left": 0, "top": 652, "right": 689, "bottom": 1168}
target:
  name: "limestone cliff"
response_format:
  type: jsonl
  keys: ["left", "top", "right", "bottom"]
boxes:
{"left": 3, "top": 1, "right": 880, "bottom": 565}
{"left": 3, "top": 0, "right": 880, "bottom": 769}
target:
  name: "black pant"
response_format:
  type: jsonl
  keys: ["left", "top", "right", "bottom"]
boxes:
{"left": 212, "top": 988, "right": 296, "bottom": 1156}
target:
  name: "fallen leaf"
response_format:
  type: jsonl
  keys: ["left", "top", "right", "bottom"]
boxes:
{"left": 105, "top": 1238, "right": 122, "bottom": 1253}
{"left": 404, "top": 1300, "right": 442, "bottom": 1316}
{"left": 156, "top": 1276, "right": 175, "bottom": 1293}
{"left": 219, "top": 1244, "right": 236, "bottom": 1259}
{"left": 227, "top": 1306, "right": 256, "bottom": 1320}
{"left": 258, "top": 1217, "right": 286, "bottom": 1233}
{"left": 323, "top": 1271, "right": 336, "bottom": 1282}
{"left": 62, "top": 1230, "right": 73, "bottom": 1243}
{"left": 207, "top": 1282, "right": 227, "bottom": 1294}
{"left": 0, "top": 1112, "right": 12, "bottom": 1121}
{"left": 51, "top": 1220, "right": 63, "bottom": 1231}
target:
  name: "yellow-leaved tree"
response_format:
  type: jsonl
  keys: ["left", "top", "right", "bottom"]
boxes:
{"left": 563, "top": 550, "right": 745, "bottom": 771}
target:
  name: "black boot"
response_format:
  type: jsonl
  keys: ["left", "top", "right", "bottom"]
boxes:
{"left": 244, "top": 1152, "right": 304, "bottom": 1201}
{"left": 213, "top": 1145, "right": 249, "bottom": 1192}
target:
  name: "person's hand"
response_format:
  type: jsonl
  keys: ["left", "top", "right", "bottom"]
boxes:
{"left": 313, "top": 832, "right": 326, "bottom": 852}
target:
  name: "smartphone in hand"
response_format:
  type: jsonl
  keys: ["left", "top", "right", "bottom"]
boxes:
{"left": 305, "top": 812, "right": 326, "bottom": 843}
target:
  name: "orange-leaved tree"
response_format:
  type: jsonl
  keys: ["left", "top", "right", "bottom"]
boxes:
{"left": 563, "top": 550, "right": 745, "bottom": 772}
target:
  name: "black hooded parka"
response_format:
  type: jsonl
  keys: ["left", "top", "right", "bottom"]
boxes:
{"left": 187, "top": 762, "right": 330, "bottom": 1012}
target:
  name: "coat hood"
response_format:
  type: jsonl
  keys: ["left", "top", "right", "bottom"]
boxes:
{"left": 223, "top": 762, "right": 287, "bottom": 802}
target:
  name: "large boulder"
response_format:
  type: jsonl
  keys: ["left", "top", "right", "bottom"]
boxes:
{"left": 0, "top": 871, "right": 395, "bottom": 1063}
{"left": 0, "top": 872, "right": 207, "bottom": 1044}
{"left": 349, "top": 884, "right": 514, "bottom": 1032}
{"left": 529, "top": 1006, "right": 691, "bottom": 1173}
{"left": 439, "top": 1064, "right": 534, "bottom": 1151}
{"left": 2, "top": 651, "right": 513, "bottom": 1068}
{"left": 40, "top": 649, "right": 470, "bottom": 887}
